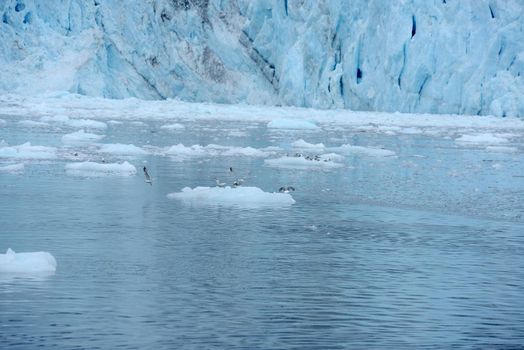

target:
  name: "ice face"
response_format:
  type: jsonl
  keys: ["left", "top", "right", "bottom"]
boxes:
{"left": 1, "top": 1, "right": 523, "bottom": 117}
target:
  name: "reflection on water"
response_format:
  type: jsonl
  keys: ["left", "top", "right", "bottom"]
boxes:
{"left": 1, "top": 117, "right": 524, "bottom": 348}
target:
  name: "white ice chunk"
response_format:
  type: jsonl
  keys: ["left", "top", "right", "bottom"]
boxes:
{"left": 456, "top": 133, "right": 510, "bottom": 145}
{"left": 291, "top": 139, "right": 326, "bottom": 152}
{"left": 267, "top": 119, "right": 319, "bottom": 130}
{"left": 62, "top": 130, "right": 105, "bottom": 144}
{"left": 329, "top": 144, "right": 396, "bottom": 157}
{"left": 65, "top": 161, "right": 137, "bottom": 176}
{"left": 167, "top": 186, "right": 295, "bottom": 207}
{"left": 41, "top": 115, "right": 107, "bottom": 130}
{"left": 160, "top": 123, "right": 185, "bottom": 130}
{"left": 0, "top": 248, "right": 57, "bottom": 274}
{"left": 98, "top": 143, "right": 147, "bottom": 156}
{"left": 265, "top": 156, "right": 343, "bottom": 169}
{"left": 18, "top": 120, "right": 50, "bottom": 128}
{"left": 0, "top": 163, "right": 24, "bottom": 173}
{"left": 165, "top": 143, "right": 272, "bottom": 159}
{"left": 0, "top": 142, "right": 57, "bottom": 160}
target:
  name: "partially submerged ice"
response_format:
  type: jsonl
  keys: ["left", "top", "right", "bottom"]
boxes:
{"left": 0, "top": 248, "right": 57, "bottom": 274}
{"left": 167, "top": 186, "right": 296, "bottom": 207}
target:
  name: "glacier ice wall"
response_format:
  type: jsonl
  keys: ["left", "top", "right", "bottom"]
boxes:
{"left": 1, "top": 0, "right": 523, "bottom": 117}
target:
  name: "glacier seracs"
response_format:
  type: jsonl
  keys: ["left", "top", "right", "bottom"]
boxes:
{"left": 1, "top": 0, "right": 523, "bottom": 117}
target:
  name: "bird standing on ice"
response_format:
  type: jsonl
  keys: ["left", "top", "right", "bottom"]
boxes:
{"left": 143, "top": 166, "right": 152, "bottom": 185}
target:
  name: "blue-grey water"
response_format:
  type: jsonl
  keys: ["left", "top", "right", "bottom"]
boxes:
{"left": 1, "top": 115, "right": 524, "bottom": 349}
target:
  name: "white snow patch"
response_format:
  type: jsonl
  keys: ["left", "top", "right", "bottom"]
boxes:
{"left": 98, "top": 144, "right": 147, "bottom": 156}
{"left": 265, "top": 156, "right": 343, "bottom": 170}
{"left": 267, "top": 119, "right": 319, "bottom": 130}
{"left": 329, "top": 144, "right": 396, "bottom": 157}
{"left": 62, "top": 130, "right": 105, "bottom": 144}
{"left": 0, "top": 163, "right": 24, "bottom": 173}
{"left": 65, "top": 161, "right": 137, "bottom": 176}
{"left": 160, "top": 123, "right": 185, "bottom": 130}
{"left": 167, "top": 186, "right": 295, "bottom": 207}
{"left": 0, "top": 142, "right": 57, "bottom": 160}
{"left": 0, "top": 248, "right": 57, "bottom": 274}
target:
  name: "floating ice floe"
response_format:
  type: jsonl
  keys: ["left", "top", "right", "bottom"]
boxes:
{"left": 329, "top": 144, "right": 396, "bottom": 157}
{"left": 455, "top": 133, "right": 510, "bottom": 145}
{"left": 18, "top": 120, "right": 50, "bottom": 128}
{"left": 0, "top": 248, "right": 57, "bottom": 274}
{"left": 62, "top": 130, "right": 105, "bottom": 144}
{"left": 167, "top": 186, "right": 295, "bottom": 207}
{"left": 265, "top": 155, "right": 343, "bottom": 169}
{"left": 98, "top": 143, "right": 147, "bottom": 156}
{"left": 485, "top": 146, "right": 518, "bottom": 153}
{"left": 291, "top": 139, "right": 326, "bottom": 152}
{"left": 65, "top": 161, "right": 137, "bottom": 176}
{"left": 164, "top": 143, "right": 275, "bottom": 160}
{"left": 160, "top": 123, "right": 185, "bottom": 130}
{"left": 40, "top": 115, "right": 107, "bottom": 130}
{"left": 0, "top": 142, "right": 57, "bottom": 160}
{"left": 0, "top": 163, "right": 24, "bottom": 173}
{"left": 267, "top": 118, "right": 319, "bottom": 130}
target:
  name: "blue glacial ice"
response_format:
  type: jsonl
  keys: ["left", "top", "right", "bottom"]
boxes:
{"left": 1, "top": 0, "right": 523, "bottom": 117}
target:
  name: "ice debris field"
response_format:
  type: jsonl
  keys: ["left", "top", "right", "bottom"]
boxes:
{"left": 1, "top": 94, "right": 524, "bottom": 273}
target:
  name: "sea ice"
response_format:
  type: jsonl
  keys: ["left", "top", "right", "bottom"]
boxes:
{"left": 41, "top": 115, "right": 107, "bottom": 130}
{"left": 65, "top": 161, "right": 137, "bottom": 177}
{"left": 98, "top": 143, "right": 147, "bottom": 156}
{"left": 62, "top": 130, "right": 105, "bottom": 144}
{"left": 291, "top": 139, "right": 326, "bottom": 152}
{"left": 0, "top": 163, "right": 24, "bottom": 173}
{"left": 329, "top": 144, "right": 396, "bottom": 157}
{"left": 0, "top": 248, "right": 57, "bottom": 274}
{"left": 160, "top": 123, "right": 185, "bottom": 130}
{"left": 165, "top": 144, "right": 273, "bottom": 160}
{"left": 267, "top": 119, "right": 319, "bottom": 130}
{"left": 0, "top": 142, "right": 57, "bottom": 160}
{"left": 167, "top": 186, "right": 296, "bottom": 207}
{"left": 18, "top": 120, "right": 50, "bottom": 128}
{"left": 456, "top": 133, "right": 510, "bottom": 145}
{"left": 265, "top": 156, "right": 343, "bottom": 170}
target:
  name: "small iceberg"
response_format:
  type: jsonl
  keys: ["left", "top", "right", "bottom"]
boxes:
{"left": 329, "top": 144, "right": 396, "bottom": 157}
{"left": 65, "top": 161, "right": 137, "bottom": 176}
{"left": 265, "top": 156, "right": 343, "bottom": 170}
{"left": 167, "top": 186, "right": 296, "bottom": 207}
{"left": 62, "top": 130, "right": 105, "bottom": 145}
{"left": 0, "top": 163, "right": 24, "bottom": 173}
{"left": 0, "top": 142, "right": 57, "bottom": 160}
{"left": 456, "top": 133, "right": 510, "bottom": 145}
{"left": 98, "top": 143, "right": 147, "bottom": 156}
{"left": 160, "top": 123, "right": 185, "bottom": 130}
{"left": 0, "top": 248, "right": 57, "bottom": 274}
{"left": 267, "top": 118, "right": 319, "bottom": 130}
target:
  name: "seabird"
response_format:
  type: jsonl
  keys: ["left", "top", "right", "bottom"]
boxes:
{"left": 279, "top": 186, "right": 295, "bottom": 193}
{"left": 215, "top": 179, "right": 226, "bottom": 187}
{"left": 143, "top": 166, "right": 152, "bottom": 185}
{"left": 232, "top": 178, "right": 244, "bottom": 187}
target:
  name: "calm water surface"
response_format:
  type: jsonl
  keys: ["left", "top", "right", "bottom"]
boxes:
{"left": 1, "top": 116, "right": 524, "bottom": 349}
